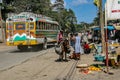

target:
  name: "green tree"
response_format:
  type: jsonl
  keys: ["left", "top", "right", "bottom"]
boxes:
{"left": 1, "top": 0, "right": 52, "bottom": 20}
{"left": 1, "top": 0, "right": 78, "bottom": 34}
{"left": 1, "top": 0, "right": 15, "bottom": 20}
{"left": 61, "top": 9, "right": 77, "bottom": 33}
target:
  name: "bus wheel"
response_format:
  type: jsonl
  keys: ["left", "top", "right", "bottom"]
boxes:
{"left": 43, "top": 37, "right": 47, "bottom": 49}
{"left": 17, "top": 45, "right": 28, "bottom": 51}
{"left": 117, "top": 55, "right": 120, "bottom": 64}
{"left": 31, "top": 45, "right": 39, "bottom": 51}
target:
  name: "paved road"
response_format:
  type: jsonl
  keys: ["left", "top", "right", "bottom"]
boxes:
{"left": 0, "top": 44, "right": 48, "bottom": 70}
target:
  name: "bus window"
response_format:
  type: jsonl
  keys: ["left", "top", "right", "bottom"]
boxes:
{"left": 44, "top": 22, "right": 46, "bottom": 30}
{"left": 38, "top": 22, "right": 40, "bottom": 29}
{"left": 36, "top": 21, "right": 40, "bottom": 29}
{"left": 48, "top": 23, "right": 51, "bottom": 30}
{"left": 45, "top": 22, "right": 47, "bottom": 30}
{"left": 47, "top": 23, "right": 50, "bottom": 30}
{"left": 55, "top": 24, "right": 57, "bottom": 30}
{"left": 42, "top": 22, "right": 44, "bottom": 30}
{"left": 7, "top": 23, "right": 13, "bottom": 30}
{"left": 36, "top": 21, "right": 39, "bottom": 29}
{"left": 30, "top": 23, "right": 34, "bottom": 30}
{"left": 43, "top": 22, "right": 45, "bottom": 30}
{"left": 40, "top": 22, "right": 42, "bottom": 30}
{"left": 41, "top": 22, "right": 43, "bottom": 30}
{"left": 53, "top": 24, "right": 55, "bottom": 30}
{"left": 56, "top": 25, "right": 58, "bottom": 30}
{"left": 57, "top": 25, "right": 59, "bottom": 30}
{"left": 47, "top": 23, "right": 49, "bottom": 30}
{"left": 54, "top": 24, "right": 56, "bottom": 30}
{"left": 51, "top": 24, "right": 53, "bottom": 30}
{"left": 58, "top": 25, "right": 60, "bottom": 30}
{"left": 15, "top": 23, "right": 25, "bottom": 30}
{"left": 46, "top": 23, "right": 48, "bottom": 30}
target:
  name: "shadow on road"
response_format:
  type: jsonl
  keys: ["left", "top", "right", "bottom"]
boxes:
{"left": 9, "top": 44, "right": 55, "bottom": 53}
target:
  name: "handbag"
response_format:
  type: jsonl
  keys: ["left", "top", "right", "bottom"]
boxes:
{"left": 54, "top": 44, "right": 62, "bottom": 55}
{"left": 66, "top": 47, "right": 71, "bottom": 54}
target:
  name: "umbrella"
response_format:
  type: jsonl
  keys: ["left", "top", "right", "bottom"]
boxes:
{"left": 104, "top": 26, "right": 115, "bottom": 30}
{"left": 92, "top": 26, "right": 115, "bottom": 31}
{"left": 92, "top": 27, "right": 100, "bottom": 30}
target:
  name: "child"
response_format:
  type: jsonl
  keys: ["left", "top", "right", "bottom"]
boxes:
{"left": 83, "top": 42, "right": 91, "bottom": 54}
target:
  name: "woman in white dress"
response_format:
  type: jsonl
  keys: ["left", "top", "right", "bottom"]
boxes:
{"left": 75, "top": 33, "right": 81, "bottom": 60}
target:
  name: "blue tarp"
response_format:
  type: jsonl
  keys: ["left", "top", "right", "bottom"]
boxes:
{"left": 104, "top": 25, "right": 115, "bottom": 30}
{"left": 92, "top": 26, "right": 115, "bottom": 31}
{"left": 92, "top": 27, "right": 100, "bottom": 30}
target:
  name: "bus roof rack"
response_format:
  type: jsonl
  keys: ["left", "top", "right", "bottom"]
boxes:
{"left": 19, "top": 12, "right": 52, "bottom": 20}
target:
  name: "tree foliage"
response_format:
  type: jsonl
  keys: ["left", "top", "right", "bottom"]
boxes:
{"left": 1, "top": 0, "right": 77, "bottom": 33}
{"left": 2, "top": 0, "right": 51, "bottom": 19}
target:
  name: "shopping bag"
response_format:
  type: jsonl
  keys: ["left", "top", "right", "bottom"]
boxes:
{"left": 54, "top": 44, "right": 62, "bottom": 55}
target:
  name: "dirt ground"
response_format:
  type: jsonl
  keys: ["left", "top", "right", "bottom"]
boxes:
{"left": 0, "top": 46, "right": 120, "bottom": 80}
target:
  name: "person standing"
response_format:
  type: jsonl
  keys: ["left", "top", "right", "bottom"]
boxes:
{"left": 57, "top": 30, "right": 63, "bottom": 44}
{"left": 88, "top": 32, "right": 93, "bottom": 43}
{"left": 75, "top": 33, "right": 81, "bottom": 60}
{"left": 70, "top": 33, "right": 75, "bottom": 49}
{"left": 82, "top": 33, "right": 89, "bottom": 44}
{"left": 69, "top": 33, "right": 76, "bottom": 59}
{"left": 56, "top": 30, "right": 64, "bottom": 61}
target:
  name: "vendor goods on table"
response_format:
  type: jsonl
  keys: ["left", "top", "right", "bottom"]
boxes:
{"left": 88, "top": 66, "right": 101, "bottom": 71}
{"left": 76, "top": 64, "right": 89, "bottom": 68}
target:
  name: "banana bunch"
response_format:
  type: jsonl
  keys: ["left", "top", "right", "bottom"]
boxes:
{"left": 110, "top": 43, "right": 120, "bottom": 47}
{"left": 88, "top": 66, "right": 101, "bottom": 71}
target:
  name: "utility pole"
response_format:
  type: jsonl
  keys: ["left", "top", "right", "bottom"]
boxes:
{"left": 100, "top": 0, "right": 109, "bottom": 73}
{"left": 99, "top": 0, "right": 105, "bottom": 54}
{"left": 0, "top": 0, "right": 4, "bottom": 42}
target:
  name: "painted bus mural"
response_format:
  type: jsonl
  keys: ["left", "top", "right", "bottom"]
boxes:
{"left": 6, "top": 12, "right": 60, "bottom": 50}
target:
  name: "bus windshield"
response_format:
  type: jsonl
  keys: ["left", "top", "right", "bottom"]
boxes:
{"left": 15, "top": 23, "right": 26, "bottom": 30}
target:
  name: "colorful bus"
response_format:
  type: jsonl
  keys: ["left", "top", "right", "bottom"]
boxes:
{"left": 6, "top": 12, "right": 60, "bottom": 50}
